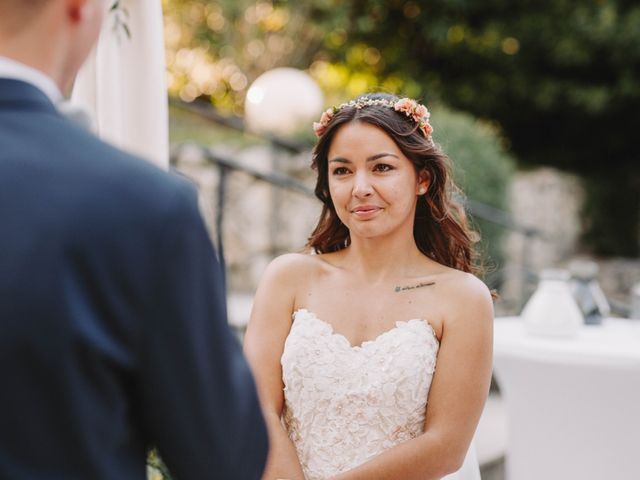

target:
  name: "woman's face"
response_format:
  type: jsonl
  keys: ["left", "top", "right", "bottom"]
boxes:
{"left": 327, "top": 121, "right": 428, "bottom": 241}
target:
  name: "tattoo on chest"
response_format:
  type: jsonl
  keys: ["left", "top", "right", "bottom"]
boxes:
{"left": 394, "top": 281, "right": 435, "bottom": 292}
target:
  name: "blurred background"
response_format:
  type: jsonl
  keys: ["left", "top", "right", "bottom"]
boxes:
{"left": 145, "top": 1, "right": 639, "bottom": 478}
{"left": 163, "top": 0, "right": 639, "bottom": 317}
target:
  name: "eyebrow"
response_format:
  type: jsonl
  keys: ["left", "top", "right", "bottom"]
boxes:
{"left": 328, "top": 152, "right": 400, "bottom": 164}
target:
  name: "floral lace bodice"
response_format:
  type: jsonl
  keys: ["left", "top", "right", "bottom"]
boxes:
{"left": 281, "top": 309, "right": 439, "bottom": 480}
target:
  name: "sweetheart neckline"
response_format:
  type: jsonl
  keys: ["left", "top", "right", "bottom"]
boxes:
{"left": 292, "top": 308, "right": 440, "bottom": 350}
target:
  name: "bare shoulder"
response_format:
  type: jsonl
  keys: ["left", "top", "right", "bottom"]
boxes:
{"left": 257, "top": 252, "right": 328, "bottom": 292}
{"left": 437, "top": 269, "right": 494, "bottom": 325}
{"left": 441, "top": 269, "right": 492, "bottom": 300}
{"left": 248, "top": 253, "right": 329, "bottom": 339}
{"left": 263, "top": 252, "right": 324, "bottom": 277}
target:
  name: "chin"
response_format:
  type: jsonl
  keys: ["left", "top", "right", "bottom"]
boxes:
{"left": 348, "top": 223, "right": 393, "bottom": 240}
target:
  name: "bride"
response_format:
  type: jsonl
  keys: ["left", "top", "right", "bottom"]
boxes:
{"left": 244, "top": 93, "right": 494, "bottom": 480}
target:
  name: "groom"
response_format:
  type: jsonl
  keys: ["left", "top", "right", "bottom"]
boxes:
{"left": 0, "top": 1, "right": 267, "bottom": 479}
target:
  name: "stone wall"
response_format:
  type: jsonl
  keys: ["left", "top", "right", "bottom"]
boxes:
{"left": 498, "top": 167, "right": 639, "bottom": 316}
{"left": 497, "top": 167, "right": 585, "bottom": 313}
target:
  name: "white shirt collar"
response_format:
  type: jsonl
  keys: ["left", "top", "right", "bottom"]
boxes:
{"left": 0, "top": 56, "right": 63, "bottom": 105}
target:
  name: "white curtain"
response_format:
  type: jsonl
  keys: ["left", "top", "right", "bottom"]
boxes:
{"left": 71, "top": 0, "right": 168, "bottom": 169}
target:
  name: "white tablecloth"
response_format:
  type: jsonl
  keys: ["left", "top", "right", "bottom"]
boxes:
{"left": 493, "top": 317, "right": 640, "bottom": 480}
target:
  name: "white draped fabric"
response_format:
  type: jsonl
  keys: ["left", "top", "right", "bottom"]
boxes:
{"left": 71, "top": 0, "right": 168, "bottom": 169}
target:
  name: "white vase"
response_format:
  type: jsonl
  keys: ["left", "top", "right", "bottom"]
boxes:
{"left": 522, "top": 269, "right": 584, "bottom": 337}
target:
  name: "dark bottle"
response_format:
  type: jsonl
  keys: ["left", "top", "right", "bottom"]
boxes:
{"left": 569, "top": 260, "right": 610, "bottom": 325}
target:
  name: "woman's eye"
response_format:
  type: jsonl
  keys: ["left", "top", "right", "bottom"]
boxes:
{"left": 374, "top": 163, "right": 393, "bottom": 172}
{"left": 332, "top": 167, "right": 350, "bottom": 175}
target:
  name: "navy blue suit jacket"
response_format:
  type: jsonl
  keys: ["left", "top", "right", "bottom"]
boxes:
{"left": 0, "top": 79, "right": 268, "bottom": 479}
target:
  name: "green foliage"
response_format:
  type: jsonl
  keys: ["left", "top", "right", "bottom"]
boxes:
{"left": 315, "top": 0, "right": 640, "bottom": 255}
{"left": 582, "top": 172, "right": 640, "bottom": 256}
{"left": 303, "top": 1, "right": 640, "bottom": 164}
{"left": 432, "top": 107, "right": 515, "bottom": 284}
{"left": 164, "top": 0, "right": 330, "bottom": 114}
{"left": 164, "top": 0, "right": 640, "bottom": 255}
{"left": 164, "top": 0, "right": 640, "bottom": 172}
{"left": 163, "top": 0, "right": 424, "bottom": 111}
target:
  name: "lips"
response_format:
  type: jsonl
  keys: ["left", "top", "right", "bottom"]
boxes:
{"left": 351, "top": 205, "right": 382, "bottom": 219}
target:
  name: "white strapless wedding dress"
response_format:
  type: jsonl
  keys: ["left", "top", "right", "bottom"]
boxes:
{"left": 281, "top": 309, "right": 480, "bottom": 480}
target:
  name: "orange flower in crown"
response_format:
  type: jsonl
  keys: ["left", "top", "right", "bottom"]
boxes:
{"left": 313, "top": 96, "right": 434, "bottom": 142}
{"left": 393, "top": 98, "right": 432, "bottom": 138}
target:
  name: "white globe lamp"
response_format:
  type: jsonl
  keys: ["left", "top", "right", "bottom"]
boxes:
{"left": 245, "top": 68, "right": 324, "bottom": 136}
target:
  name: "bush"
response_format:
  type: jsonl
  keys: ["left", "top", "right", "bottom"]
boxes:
{"left": 431, "top": 107, "right": 516, "bottom": 287}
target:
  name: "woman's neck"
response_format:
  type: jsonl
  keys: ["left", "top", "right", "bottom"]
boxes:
{"left": 341, "top": 232, "right": 428, "bottom": 283}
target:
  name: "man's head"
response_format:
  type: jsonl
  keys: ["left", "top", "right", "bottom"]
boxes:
{"left": 0, "top": 0, "right": 106, "bottom": 94}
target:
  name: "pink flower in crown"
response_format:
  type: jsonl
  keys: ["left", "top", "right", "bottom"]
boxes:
{"left": 313, "top": 122, "right": 327, "bottom": 136}
{"left": 320, "top": 108, "right": 334, "bottom": 125}
{"left": 413, "top": 104, "right": 429, "bottom": 122}
{"left": 420, "top": 122, "right": 434, "bottom": 137}
{"left": 394, "top": 98, "right": 416, "bottom": 116}
{"left": 314, "top": 98, "right": 434, "bottom": 139}
{"left": 313, "top": 108, "right": 335, "bottom": 137}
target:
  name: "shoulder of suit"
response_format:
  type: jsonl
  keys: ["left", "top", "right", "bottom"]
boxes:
{"left": 61, "top": 121, "right": 194, "bottom": 199}
{"left": 47, "top": 127, "right": 199, "bottom": 228}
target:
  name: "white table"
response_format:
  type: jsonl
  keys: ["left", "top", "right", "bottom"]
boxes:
{"left": 493, "top": 317, "right": 640, "bottom": 480}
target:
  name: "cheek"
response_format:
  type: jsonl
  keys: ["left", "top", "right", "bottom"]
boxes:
{"left": 384, "top": 175, "right": 413, "bottom": 198}
{"left": 328, "top": 183, "right": 352, "bottom": 225}
{"left": 387, "top": 182, "right": 419, "bottom": 212}
{"left": 328, "top": 180, "right": 348, "bottom": 206}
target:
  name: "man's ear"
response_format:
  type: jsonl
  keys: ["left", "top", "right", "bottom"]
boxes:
{"left": 66, "top": 0, "right": 91, "bottom": 23}
{"left": 416, "top": 169, "right": 431, "bottom": 195}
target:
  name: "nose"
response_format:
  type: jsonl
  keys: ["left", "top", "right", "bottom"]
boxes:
{"left": 352, "top": 171, "right": 374, "bottom": 198}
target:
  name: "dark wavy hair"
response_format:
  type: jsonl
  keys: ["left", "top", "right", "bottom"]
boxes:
{"left": 307, "top": 92, "right": 481, "bottom": 275}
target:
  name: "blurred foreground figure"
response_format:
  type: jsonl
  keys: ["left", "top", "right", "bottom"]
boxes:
{"left": 0, "top": 1, "right": 268, "bottom": 478}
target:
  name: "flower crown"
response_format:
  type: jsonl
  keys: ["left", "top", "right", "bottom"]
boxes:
{"left": 313, "top": 96, "right": 434, "bottom": 140}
